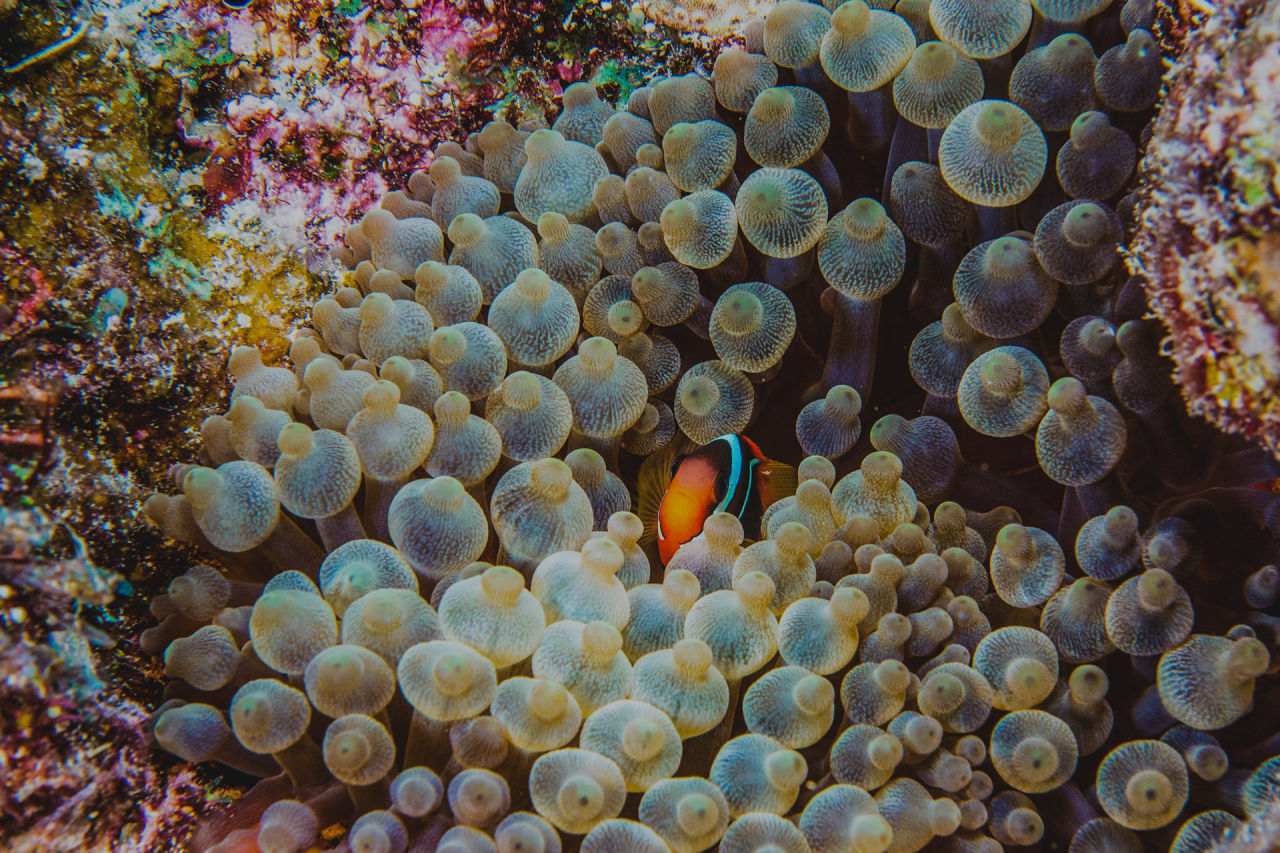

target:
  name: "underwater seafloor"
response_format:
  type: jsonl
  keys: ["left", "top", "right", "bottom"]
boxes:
{"left": 3, "top": 0, "right": 1280, "bottom": 851}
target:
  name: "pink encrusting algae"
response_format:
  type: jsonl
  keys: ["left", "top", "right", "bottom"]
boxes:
{"left": 206, "top": 0, "right": 476, "bottom": 246}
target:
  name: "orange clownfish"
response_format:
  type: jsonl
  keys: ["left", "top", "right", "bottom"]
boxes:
{"left": 637, "top": 434, "right": 797, "bottom": 565}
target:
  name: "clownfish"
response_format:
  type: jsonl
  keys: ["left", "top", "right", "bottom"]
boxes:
{"left": 636, "top": 434, "right": 797, "bottom": 565}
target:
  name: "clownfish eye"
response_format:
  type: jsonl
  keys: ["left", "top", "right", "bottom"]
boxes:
{"left": 713, "top": 472, "right": 729, "bottom": 502}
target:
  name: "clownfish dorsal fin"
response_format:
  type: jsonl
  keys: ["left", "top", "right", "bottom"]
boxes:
{"left": 635, "top": 442, "right": 682, "bottom": 546}
{"left": 756, "top": 460, "right": 798, "bottom": 508}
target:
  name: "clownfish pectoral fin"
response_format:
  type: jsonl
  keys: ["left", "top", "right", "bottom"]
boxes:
{"left": 635, "top": 443, "right": 680, "bottom": 546}
{"left": 756, "top": 460, "right": 798, "bottom": 508}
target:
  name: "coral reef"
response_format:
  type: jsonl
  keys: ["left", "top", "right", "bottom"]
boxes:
{"left": 1132, "top": 0, "right": 1280, "bottom": 456}
{"left": 637, "top": 0, "right": 775, "bottom": 37}
{"left": 0, "top": 507, "right": 204, "bottom": 852}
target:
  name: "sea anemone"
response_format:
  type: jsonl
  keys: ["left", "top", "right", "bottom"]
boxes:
{"left": 135, "top": 5, "right": 1280, "bottom": 853}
